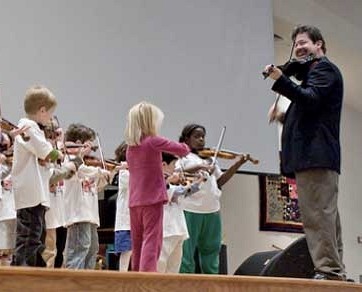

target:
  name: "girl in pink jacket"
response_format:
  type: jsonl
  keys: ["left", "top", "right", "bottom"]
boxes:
{"left": 125, "top": 101, "right": 190, "bottom": 272}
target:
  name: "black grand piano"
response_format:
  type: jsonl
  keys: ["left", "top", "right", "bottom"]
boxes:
{"left": 98, "top": 185, "right": 119, "bottom": 244}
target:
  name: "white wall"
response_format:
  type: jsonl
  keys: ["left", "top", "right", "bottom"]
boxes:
{"left": 221, "top": 104, "right": 362, "bottom": 282}
{"left": 0, "top": 0, "right": 278, "bottom": 173}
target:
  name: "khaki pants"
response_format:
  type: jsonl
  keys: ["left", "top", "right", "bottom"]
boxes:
{"left": 157, "top": 235, "right": 184, "bottom": 273}
{"left": 42, "top": 228, "right": 57, "bottom": 268}
{"left": 295, "top": 169, "right": 345, "bottom": 278}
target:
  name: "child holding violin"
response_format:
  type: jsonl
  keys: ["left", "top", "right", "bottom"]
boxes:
{"left": 113, "top": 142, "right": 132, "bottom": 271}
{"left": 0, "top": 119, "right": 36, "bottom": 266}
{"left": 0, "top": 128, "right": 16, "bottom": 266}
{"left": 11, "top": 85, "right": 64, "bottom": 267}
{"left": 62, "top": 123, "right": 110, "bottom": 269}
{"left": 0, "top": 172, "right": 15, "bottom": 266}
{"left": 177, "top": 124, "right": 249, "bottom": 274}
{"left": 41, "top": 119, "right": 83, "bottom": 268}
{"left": 157, "top": 152, "right": 205, "bottom": 273}
{"left": 125, "top": 101, "right": 190, "bottom": 272}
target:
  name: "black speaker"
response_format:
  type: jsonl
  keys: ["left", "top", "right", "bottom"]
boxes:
{"left": 234, "top": 236, "right": 314, "bottom": 278}
{"left": 234, "top": 250, "right": 280, "bottom": 276}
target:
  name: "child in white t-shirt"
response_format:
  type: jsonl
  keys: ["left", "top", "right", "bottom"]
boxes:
{"left": 177, "top": 124, "right": 248, "bottom": 274}
{"left": 63, "top": 123, "right": 110, "bottom": 269}
{"left": 157, "top": 152, "right": 204, "bottom": 273}
{"left": 0, "top": 127, "right": 28, "bottom": 266}
{"left": 11, "top": 86, "right": 64, "bottom": 267}
{"left": 43, "top": 161, "right": 82, "bottom": 268}
{"left": 113, "top": 142, "right": 132, "bottom": 271}
{"left": 40, "top": 120, "right": 82, "bottom": 268}
{"left": 0, "top": 170, "right": 16, "bottom": 266}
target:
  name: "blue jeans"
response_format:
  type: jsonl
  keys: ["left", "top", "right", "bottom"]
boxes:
{"left": 64, "top": 222, "right": 99, "bottom": 269}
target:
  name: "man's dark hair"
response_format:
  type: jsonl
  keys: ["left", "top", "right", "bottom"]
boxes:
{"left": 162, "top": 152, "right": 177, "bottom": 165}
{"left": 291, "top": 25, "right": 326, "bottom": 54}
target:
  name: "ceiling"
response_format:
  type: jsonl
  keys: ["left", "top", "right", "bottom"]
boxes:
{"left": 273, "top": 0, "right": 362, "bottom": 112}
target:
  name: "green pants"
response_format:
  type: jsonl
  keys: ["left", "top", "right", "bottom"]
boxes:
{"left": 180, "top": 211, "right": 221, "bottom": 274}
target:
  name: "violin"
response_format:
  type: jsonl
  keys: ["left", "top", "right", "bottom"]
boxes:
{"left": 165, "top": 171, "right": 205, "bottom": 186}
{"left": 64, "top": 142, "right": 99, "bottom": 153}
{"left": 198, "top": 148, "right": 259, "bottom": 164}
{"left": 43, "top": 126, "right": 62, "bottom": 141}
{"left": 83, "top": 155, "right": 121, "bottom": 171}
{"left": 263, "top": 54, "right": 319, "bottom": 81}
{"left": 1, "top": 117, "right": 30, "bottom": 141}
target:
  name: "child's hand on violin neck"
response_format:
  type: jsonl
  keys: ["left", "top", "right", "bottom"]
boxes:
{"left": 79, "top": 142, "right": 93, "bottom": 158}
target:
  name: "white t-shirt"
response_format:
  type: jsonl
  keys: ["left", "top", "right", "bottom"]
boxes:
{"left": 176, "top": 153, "right": 222, "bottom": 213}
{"left": 114, "top": 169, "right": 130, "bottom": 231}
{"left": 11, "top": 118, "right": 53, "bottom": 210}
{"left": 0, "top": 173, "right": 16, "bottom": 222}
{"left": 162, "top": 185, "right": 190, "bottom": 239}
{"left": 63, "top": 158, "right": 107, "bottom": 227}
{"left": 45, "top": 180, "right": 65, "bottom": 229}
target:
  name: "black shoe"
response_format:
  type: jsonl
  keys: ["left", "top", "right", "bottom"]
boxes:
{"left": 313, "top": 272, "right": 346, "bottom": 281}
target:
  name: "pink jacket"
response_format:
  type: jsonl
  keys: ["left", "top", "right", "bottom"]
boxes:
{"left": 127, "top": 135, "right": 190, "bottom": 207}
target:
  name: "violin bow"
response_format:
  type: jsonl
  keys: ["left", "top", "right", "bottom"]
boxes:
{"left": 272, "top": 40, "right": 295, "bottom": 112}
{"left": 53, "top": 115, "right": 73, "bottom": 164}
{"left": 51, "top": 115, "right": 62, "bottom": 166}
{"left": 95, "top": 133, "right": 106, "bottom": 170}
{"left": 95, "top": 132, "right": 112, "bottom": 185}
{"left": 211, "top": 126, "right": 226, "bottom": 167}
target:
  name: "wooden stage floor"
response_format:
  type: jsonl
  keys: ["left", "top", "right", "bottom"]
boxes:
{"left": 0, "top": 267, "right": 361, "bottom": 292}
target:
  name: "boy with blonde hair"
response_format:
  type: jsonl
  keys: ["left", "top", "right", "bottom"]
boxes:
{"left": 11, "top": 85, "right": 64, "bottom": 267}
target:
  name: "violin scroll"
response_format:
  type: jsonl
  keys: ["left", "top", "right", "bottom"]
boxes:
{"left": 1, "top": 117, "right": 30, "bottom": 142}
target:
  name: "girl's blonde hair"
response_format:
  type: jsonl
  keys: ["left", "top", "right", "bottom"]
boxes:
{"left": 125, "top": 101, "right": 164, "bottom": 146}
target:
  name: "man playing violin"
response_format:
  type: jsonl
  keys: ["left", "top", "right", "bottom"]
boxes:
{"left": 263, "top": 25, "right": 345, "bottom": 281}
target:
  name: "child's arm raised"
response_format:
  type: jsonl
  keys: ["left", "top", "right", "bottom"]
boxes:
{"left": 217, "top": 154, "right": 248, "bottom": 188}
{"left": 149, "top": 136, "right": 190, "bottom": 157}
